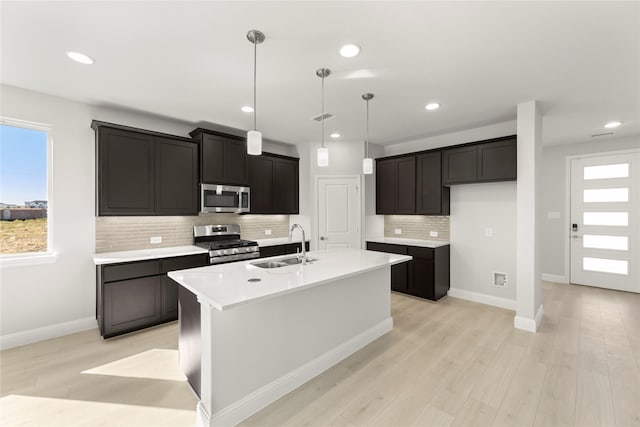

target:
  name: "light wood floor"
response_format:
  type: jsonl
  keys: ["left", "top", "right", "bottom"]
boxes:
{"left": 1, "top": 282, "right": 639, "bottom": 426}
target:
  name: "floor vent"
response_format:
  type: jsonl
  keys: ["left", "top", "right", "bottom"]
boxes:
{"left": 312, "top": 112, "right": 335, "bottom": 122}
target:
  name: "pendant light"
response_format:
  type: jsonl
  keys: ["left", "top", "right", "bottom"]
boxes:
{"left": 362, "top": 93, "right": 374, "bottom": 174}
{"left": 316, "top": 68, "right": 331, "bottom": 167}
{"left": 246, "top": 30, "right": 265, "bottom": 155}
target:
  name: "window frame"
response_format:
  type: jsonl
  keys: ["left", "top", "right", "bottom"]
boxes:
{"left": 0, "top": 116, "right": 56, "bottom": 266}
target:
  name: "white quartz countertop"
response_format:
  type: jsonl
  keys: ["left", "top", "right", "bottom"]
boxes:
{"left": 255, "top": 237, "right": 310, "bottom": 247}
{"left": 93, "top": 245, "right": 208, "bottom": 265}
{"left": 168, "top": 247, "right": 411, "bottom": 311}
{"left": 366, "top": 237, "right": 450, "bottom": 248}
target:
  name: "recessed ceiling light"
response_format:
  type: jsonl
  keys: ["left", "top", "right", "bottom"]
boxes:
{"left": 330, "top": 133, "right": 340, "bottom": 138}
{"left": 66, "top": 51, "right": 94, "bottom": 65}
{"left": 425, "top": 103, "right": 440, "bottom": 111}
{"left": 241, "top": 106, "right": 254, "bottom": 113}
{"left": 339, "top": 44, "right": 360, "bottom": 58}
{"left": 604, "top": 121, "right": 622, "bottom": 129}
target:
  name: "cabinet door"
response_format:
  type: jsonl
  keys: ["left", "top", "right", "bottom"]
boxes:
{"left": 103, "top": 276, "right": 162, "bottom": 337}
{"left": 248, "top": 156, "right": 275, "bottom": 213}
{"left": 477, "top": 138, "right": 517, "bottom": 181}
{"left": 161, "top": 276, "right": 179, "bottom": 321}
{"left": 376, "top": 159, "right": 397, "bottom": 214}
{"left": 408, "top": 246, "right": 436, "bottom": 300}
{"left": 274, "top": 158, "right": 299, "bottom": 214}
{"left": 416, "top": 152, "right": 449, "bottom": 215}
{"left": 155, "top": 137, "right": 198, "bottom": 215}
{"left": 442, "top": 145, "right": 478, "bottom": 185}
{"left": 366, "top": 242, "right": 409, "bottom": 292}
{"left": 200, "top": 134, "right": 225, "bottom": 184}
{"left": 396, "top": 157, "right": 416, "bottom": 214}
{"left": 98, "top": 127, "right": 155, "bottom": 215}
{"left": 258, "top": 245, "right": 286, "bottom": 258}
{"left": 223, "top": 139, "right": 248, "bottom": 186}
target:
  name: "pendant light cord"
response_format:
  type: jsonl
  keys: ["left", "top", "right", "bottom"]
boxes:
{"left": 365, "top": 98, "right": 369, "bottom": 157}
{"left": 253, "top": 40, "right": 257, "bottom": 131}
{"left": 321, "top": 75, "right": 325, "bottom": 148}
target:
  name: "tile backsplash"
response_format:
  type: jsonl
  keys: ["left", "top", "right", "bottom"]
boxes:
{"left": 384, "top": 215, "right": 450, "bottom": 241}
{"left": 96, "top": 214, "right": 289, "bottom": 253}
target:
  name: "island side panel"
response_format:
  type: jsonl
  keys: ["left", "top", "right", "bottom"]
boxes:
{"left": 178, "top": 285, "right": 201, "bottom": 398}
{"left": 203, "top": 267, "right": 392, "bottom": 425}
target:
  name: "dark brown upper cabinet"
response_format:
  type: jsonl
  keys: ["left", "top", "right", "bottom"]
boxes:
{"left": 416, "top": 151, "right": 450, "bottom": 215}
{"left": 376, "top": 157, "right": 416, "bottom": 214}
{"left": 93, "top": 121, "right": 198, "bottom": 216}
{"left": 248, "top": 153, "right": 299, "bottom": 214}
{"left": 190, "top": 129, "right": 248, "bottom": 186}
{"left": 442, "top": 136, "right": 517, "bottom": 185}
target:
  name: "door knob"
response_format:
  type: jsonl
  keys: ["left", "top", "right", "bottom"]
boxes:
{"left": 320, "top": 236, "right": 328, "bottom": 241}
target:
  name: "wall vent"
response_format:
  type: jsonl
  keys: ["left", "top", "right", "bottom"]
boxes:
{"left": 493, "top": 272, "right": 507, "bottom": 287}
{"left": 312, "top": 112, "right": 335, "bottom": 122}
{"left": 591, "top": 131, "right": 615, "bottom": 138}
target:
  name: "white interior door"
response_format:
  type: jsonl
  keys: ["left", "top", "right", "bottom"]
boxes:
{"left": 570, "top": 151, "right": 640, "bottom": 293}
{"left": 317, "top": 176, "right": 361, "bottom": 250}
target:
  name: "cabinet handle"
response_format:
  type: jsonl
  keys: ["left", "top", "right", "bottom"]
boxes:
{"left": 320, "top": 236, "right": 328, "bottom": 241}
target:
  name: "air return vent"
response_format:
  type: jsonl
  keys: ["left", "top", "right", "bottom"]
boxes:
{"left": 591, "top": 131, "right": 615, "bottom": 138}
{"left": 312, "top": 112, "right": 335, "bottom": 122}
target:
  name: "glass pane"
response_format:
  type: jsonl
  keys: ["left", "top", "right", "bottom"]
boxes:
{"left": 583, "top": 257, "right": 628, "bottom": 275}
{"left": 583, "top": 235, "right": 628, "bottom": 251}
{"left": 0, "top": 124, "right": 49, "bottom": 255}
{"left": 583, "top": 188, "right": 629, "bottom": 203}
{"left": 583, "top": 212, "right": 629, "bottom": 226}
{"left": 583, "top": 163, "right": 629, "bottom": 180}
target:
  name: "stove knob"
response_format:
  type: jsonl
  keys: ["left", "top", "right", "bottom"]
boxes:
{"left": 232, "top": 248, "right": 239, "bottom": 255}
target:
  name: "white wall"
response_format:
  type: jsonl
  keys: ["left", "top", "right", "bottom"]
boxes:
{"left": 364, "top": 143, "right": 385, "bottom": 239}
{"left": 449, "top": 183, "right": 517, "bottom": 307}
{"left": 0, "top": 85, "right": 297, "bottom": 348}
{"left": 540, "top": 135, "right": 640, "bottom": 280}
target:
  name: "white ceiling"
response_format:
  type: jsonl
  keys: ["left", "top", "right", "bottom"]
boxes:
{"left": 1, "top": 1, "right": 638, "bottom": 147}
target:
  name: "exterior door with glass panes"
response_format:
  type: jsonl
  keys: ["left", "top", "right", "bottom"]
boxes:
{"left": 570, "top": 151, "right": 639, "bottom": 292}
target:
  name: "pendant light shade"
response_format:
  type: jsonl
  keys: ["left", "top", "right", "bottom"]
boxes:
{"left": 362, "top": 157, "right": 373, "bottom": 174}
{"left": 247, "top": 130, "right": 262, "bottom": 155}
{"left": 246, "top": 30, "right": 265, "bottom": 155}
{"left": 316, "top": 68, "right": 331, "bottom": 167}
{"left": 362, "top": 93, "right": 375, "bottom": 175}
{"left": 317, "top": 146, "right": 329, "bottom": 167}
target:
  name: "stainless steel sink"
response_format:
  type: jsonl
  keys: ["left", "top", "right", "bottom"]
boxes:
{"left": 251, "top": 256, "right": 317, "bottom": 269}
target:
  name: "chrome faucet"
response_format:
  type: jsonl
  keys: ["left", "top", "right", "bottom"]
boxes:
{"left": 289, "top": 223, "right": 307, "bottom": 265}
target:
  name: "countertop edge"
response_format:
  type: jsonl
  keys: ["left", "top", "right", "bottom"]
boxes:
{"left": 365, "top": 237, "right": 450, "bottom": 248}
{"left": 93, "top": 245, "right": 209, "bottom": 265}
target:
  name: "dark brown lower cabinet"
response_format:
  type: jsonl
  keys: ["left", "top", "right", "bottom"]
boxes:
{"left": 366, "top": 242, "right": 450, "bottom": 301}
{"left": 258, "top": 242, "right": 310, "bottom": 258}
{"left": 178, "top": 285, "right": 201, "bottom": 398}
{"left": 97, "top": 253, "right": 209, "bottom": 338}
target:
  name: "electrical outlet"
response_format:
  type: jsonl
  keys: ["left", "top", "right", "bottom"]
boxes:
{"left": 150, "top": 236, "right": 162, "bottom": 244}
{"left": 394, "top": 228, "right": 402, "bottom": 235}
{"left": 485, "top": 227, "right": 493, "bottom": 237}
{"left": 493, "top": 272, "right": 507, "bottom": 287}
{"left": 264, "top": 229, "right": 272, "bottom": 235}
{"left": 429, "top": 231, "right": 438, "bottom": 237}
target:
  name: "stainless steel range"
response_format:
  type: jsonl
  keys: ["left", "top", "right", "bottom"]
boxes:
{"left": 194, "top": 224, "right": 260, "bottom": 265}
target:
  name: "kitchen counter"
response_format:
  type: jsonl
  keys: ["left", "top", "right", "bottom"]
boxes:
{"left": 93, "top": 245, "right": 208, "bottom": 265}
{"left": 171, "top": 247, "right": 411, "bottom": 426}
{"left": 255, "top": 237, "right": 310, "bottom": 247}
{"left": 366, "top": 236, "right": 450, "bottom": 248}
{"left": 169, "top": 247, "right": 410, "bottom": 311}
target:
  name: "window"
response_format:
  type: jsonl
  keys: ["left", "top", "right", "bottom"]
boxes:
{"left": 0, "top": 119, "right": 52, "bottom": 258}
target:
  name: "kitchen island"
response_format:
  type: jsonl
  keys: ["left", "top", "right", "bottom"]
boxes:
{"left": 168, "top": 247, "right": 411, "bottom": 427}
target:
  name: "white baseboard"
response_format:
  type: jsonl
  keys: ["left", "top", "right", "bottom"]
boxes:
{"left": 204, "top": 317, "right": 394, "bottom": 427}
{"left": 514, "top": 303, "right": 544, "bottom": 333}
{"left": 447, "top": 288, "right": 516, "bottom": 311}
{"left": 0, "top": 317, "right": 97, "bottom": 350}
{"left": 541, "top": 273, "right": 568, "bottom": 284}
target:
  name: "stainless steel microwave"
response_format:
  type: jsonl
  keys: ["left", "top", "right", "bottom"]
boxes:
{"left": 200, "top": 184, "right": 250, "bottom": 213}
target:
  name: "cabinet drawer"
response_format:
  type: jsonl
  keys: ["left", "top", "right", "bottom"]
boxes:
{"left": 162, "top": 254, "right": 209, "bottom": 273}
{"left": 366, "top": 242, "right": 408, "bottom": 255}
{"left": 103, "top": 260, "right": 162, "bottom": 283}
{"left": 407, "top": 246, "right": 434, "bottom": 260}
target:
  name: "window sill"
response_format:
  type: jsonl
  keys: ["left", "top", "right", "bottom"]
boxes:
{"left": 0, "top": 253, "right": 58, "bottom": 268}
